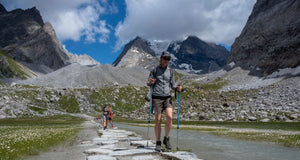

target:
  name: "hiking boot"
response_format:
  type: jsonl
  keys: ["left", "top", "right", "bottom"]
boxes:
{"left": 155, "top": 141, "right": 161, "bottom": 151}
{"left": 163, "top": 136, "right": 172, "bottom": 150}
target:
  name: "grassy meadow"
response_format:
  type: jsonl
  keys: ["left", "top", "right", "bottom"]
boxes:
{"left": 0, "top": 115, "right": 83, "bottom": 160}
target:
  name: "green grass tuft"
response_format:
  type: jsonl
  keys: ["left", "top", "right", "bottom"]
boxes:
{"left": 0, "top": 50, "right": 32, "bottom": 79}
{"left": 58, "top": 95, "right": 80, "bottom": 113}
{"left": 29, "top": 106, "right": 47, "bottom": 114}
{"left": 199, "top": 77, "right": 229, "bottom": 91}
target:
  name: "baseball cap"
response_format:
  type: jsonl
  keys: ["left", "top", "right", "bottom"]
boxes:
{"left": 160, "top": 51, "right": 171, "bottom": 57}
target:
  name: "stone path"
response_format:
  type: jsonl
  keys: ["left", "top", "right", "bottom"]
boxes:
{"left": 84, "top": 127, "right": 202, "bottom": 160}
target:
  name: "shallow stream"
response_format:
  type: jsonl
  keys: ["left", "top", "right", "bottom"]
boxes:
{"left": 116, "top": 122, "right": 300, "bottom": 160}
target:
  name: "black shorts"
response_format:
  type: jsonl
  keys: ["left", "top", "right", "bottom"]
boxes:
{"left": 103, "top": 115, "right": 109, "bottom": 120}
{"left": 109, "top": 117, "right": 112, "bottom": 120}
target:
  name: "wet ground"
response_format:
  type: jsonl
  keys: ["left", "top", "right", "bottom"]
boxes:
{"left": 116, "top": 123, "right": 300, "bottom": 160}
{"left": 27, "top": 120, "right": 201, "bottom": 160}
{"left": 28, "top": 121, "right": 100, "bottom": 160}
{"left": 27, "top": 120, "right": 300, "bottom": 160}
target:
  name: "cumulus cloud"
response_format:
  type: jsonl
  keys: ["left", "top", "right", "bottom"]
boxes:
{"left": 1, "top": 0, "right": 115, "bottom": 43}
{"left": 115, "top": 0, "right": 256, "bottom": 50}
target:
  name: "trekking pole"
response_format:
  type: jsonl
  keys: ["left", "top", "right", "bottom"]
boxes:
{"left": 177, "top": 91, "right": 180, "bottom": 151}
{"left": 146, "top": 85, "right": 153, "bottom": 148}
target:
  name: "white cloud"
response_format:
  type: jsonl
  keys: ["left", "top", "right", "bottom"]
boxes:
{"left": 1, "top": 0, "right": 114, "bottom": 43}
{"left": 115, "top": 0, "right": 256, "bottom": 50}
{"left": 2, "top": 0, "right": 256, "bottom": 50}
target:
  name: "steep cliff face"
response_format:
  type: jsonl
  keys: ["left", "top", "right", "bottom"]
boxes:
{"left": 0, "top": 4, "right": 70, "bottom": 74}
{"left": 0, "top": 5, "right": 44, "bottom": 47}
{"left": 227, "top": 0, "right": 300, "bottom": 75}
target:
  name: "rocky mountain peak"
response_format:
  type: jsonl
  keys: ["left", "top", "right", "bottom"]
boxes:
{"left": 185, "top": 35, "right": 204, "bottom": 43}
{"left": 0, "top": 5, "right": 70, "bottom": 74}
{"left": 112, "top": 36, "right": 157, "bottom": 68}
{"left": 23, "top": 7, "right": 44, "bottom": 26}
{"left": 0, "top": 4, "right": 101, "bottom": 76}
{"left": 0, "top": 5, "right": 44, "bottom": 47}
{"left": 227, "top": 0, "right": 300, "bottom": 76}
{"left": 168, "top": 35, "right": 229, "bottom": 74}
{"left": 126, "top": 36, "right": 156, "bottom": 56}
{"left": 67, "top": 53, "right": 100, "bottom": 66}
{"left": 113, "top": 35, "right": 229, "bottom": 74}
{"left": 0, "top": 3, "right": 7, "bottom": 14}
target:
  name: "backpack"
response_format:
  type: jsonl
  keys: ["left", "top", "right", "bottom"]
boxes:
{"left": 109, "top": 108, "right": 113, "bottom": 118}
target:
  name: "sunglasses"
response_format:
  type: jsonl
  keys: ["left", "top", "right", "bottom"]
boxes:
{"left": 162, "top": 57, "right": 171, "bottom": 61}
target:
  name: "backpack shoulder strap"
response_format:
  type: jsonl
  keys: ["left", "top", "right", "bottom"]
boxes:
{"left": 152, "top": 66, "right": 157, "bottom": 78}
{"left": 169, "top": 67, "right": 173, "bottom": 81}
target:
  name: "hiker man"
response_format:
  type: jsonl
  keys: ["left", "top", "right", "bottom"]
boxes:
{"left": 148, "top": 51, "right": 182, "bottom": 151}
{"left": 102, "top": 103, "right": 109, "bottom": 130}
{"left": 109, "top": 107, "right": 114, "bottom": 128}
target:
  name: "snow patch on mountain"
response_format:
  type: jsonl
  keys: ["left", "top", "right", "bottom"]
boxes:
{"left": 179, "top": 63, "right": 202, "bottom": 74}
{"left": 148, "top": 40, "right": 170, "bottom": 56}
{"left": 172, "top": 43, "right": 181, "bottom": 53}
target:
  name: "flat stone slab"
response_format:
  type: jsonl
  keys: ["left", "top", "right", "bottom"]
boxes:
{"left": 93, "top": 137, "right": 109, "bottom": 141}
{"left": 87, "top": 155, "right": 116, "bottom": 160}
{"left": 110, "top": 148, "right": 156, "bottom": 156}
{"left": 93, "top": 137, "right": 119, "bottom": 145}
{"left": 86, "top": 129, "right": 202, "bottom": 160}
{"left": 119, "top": 136, "right": 143, "bottom": 141}
{"left": 161, "top": 151, "right": 203, "bottom": 160}
{"left": 117, "top": 154, "right": 166, "bottom": 160}
{"left": 130, "top": 140, "right": 155, "bottom": 147}
{"left": 99, "top": 129, "right": 131, "bottom": 134}
{"left": 84, "top": 148, "right": 113, "bottom": 155}
{"left": 101, "top": 134, "right": 129, "bottom": 139}
{"left": 101, "top": 131, "right": 134, "bottom": 139}
{"left": 101, "top": 140, "right": 119, "bottom": 145}
{"left": 99, "top": 144, "right": 116, "bottom": 149}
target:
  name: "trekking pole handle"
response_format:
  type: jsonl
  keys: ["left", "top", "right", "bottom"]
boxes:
{"left": 177, "top": 84, "right": 182, "bottom": 92}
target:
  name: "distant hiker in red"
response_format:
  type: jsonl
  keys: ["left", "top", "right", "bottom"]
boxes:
{"left": 148, "top": 51, "right": 182, "bottom": 151}
{"left": 102, "top": 103, "right": 109, "bottom": 130}
{"left": 109, "top": 107, "right": 114, "bottom": 128}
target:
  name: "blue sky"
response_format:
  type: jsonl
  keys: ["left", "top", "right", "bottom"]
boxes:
{"left": 1, "top": 0, "right": 255, "bottom": 64}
